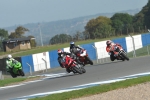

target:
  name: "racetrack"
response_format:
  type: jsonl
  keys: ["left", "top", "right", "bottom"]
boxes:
{"left": 1, "top": 56, "right": 150, "bottom": 100}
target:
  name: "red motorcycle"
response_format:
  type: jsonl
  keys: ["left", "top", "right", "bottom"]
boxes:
{"left": 76, "top": 49, "right": 93, "bottom": 65}
{"left": 61, "top": 54, "right": 86, "bottom": 74}
{"left": 110, "top": 44, "right": 129, "bottom": 61}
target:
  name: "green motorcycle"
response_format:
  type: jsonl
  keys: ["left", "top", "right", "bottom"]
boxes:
{"left": 9, "top": 60, "right": 25, "bottom": 78}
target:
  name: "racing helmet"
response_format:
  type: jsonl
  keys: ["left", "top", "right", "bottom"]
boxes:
{"left": 106, "top": 40, "right": 112, "bottom": 46}
{"left": 7, "top": 54, "right": 12, "bottom": 60}
{"left": 57, "top": 49, "right": 63, "bottom": 56}
{"left": 70, "top": 41, "right": 75, "bottom": 47}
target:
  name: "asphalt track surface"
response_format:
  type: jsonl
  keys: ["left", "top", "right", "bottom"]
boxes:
{"left": 1, "top": 56, "right": 150, "bottom": 100}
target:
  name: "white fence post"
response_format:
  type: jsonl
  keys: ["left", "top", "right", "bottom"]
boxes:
{"left": 42, "top": 58, "right": 47, "bottom": 72}
{"left": 147, "top": 46, "right": 150, "bottom": 55}
{"left": 26, "top": 63, "right": 32, "bottom": 75}
{"left": 92, "top": 45, "right": 99, "bottom": 64}
{"left": 128, "top": 34, "right": 136, "bottom": 57}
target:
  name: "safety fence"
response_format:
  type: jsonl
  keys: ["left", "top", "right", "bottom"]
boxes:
{"left": 1, "top": 32, "right": 150, "bottom": 75}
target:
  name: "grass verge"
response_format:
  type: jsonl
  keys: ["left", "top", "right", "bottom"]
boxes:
{"left": 0, "top": 77, "right": 26, "bottom": 87}
{"left": 0, "top": 76, "right": 43, "bottom": 87}
{"left": 29, "top": 75, "right": 150, "bottom": 100}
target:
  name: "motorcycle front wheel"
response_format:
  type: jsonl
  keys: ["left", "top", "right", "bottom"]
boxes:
{"left": 86, "top": 56, "right": 93, "bottom": 65}
{"left": 73, "top": 66, "right": 83, "bottom": 74}
{"left": 18, "top": 69, "right": 25, "bottom": 76}
{"left": 120, "top": 52, "right": 129, "bottom": 61}
{"left": 81, "top": 67, "right": 86, "bottom": 73}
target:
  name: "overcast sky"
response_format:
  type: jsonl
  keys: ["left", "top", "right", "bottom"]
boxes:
{"left": 0, "top": 0, "right": 148, "bottom": 28}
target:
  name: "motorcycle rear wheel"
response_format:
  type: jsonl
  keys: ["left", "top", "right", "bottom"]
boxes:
{"left": 121, "top": 58, "right": 125, "bottom": 61}
{"left": 10, "top": 71, "right": 17, "bottom": 78}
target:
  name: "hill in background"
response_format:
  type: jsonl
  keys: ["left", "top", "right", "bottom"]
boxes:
{"left": 4, "top": 9, "right": 140, "bottom": 46}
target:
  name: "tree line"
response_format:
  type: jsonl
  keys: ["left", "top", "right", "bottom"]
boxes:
{"left": 49, "top": 0, "right": 150, "bottom": 45}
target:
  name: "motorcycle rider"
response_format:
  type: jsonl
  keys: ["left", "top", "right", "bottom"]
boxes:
{"left": 106, "top": 40, "right": 122, "bottom": 61}
{"left": 70, "top": 41, "right": 86, "bottom": 66}
{"left": 70, "top": 41, "right": 83, "bottom": 53}
{"left": 6, "top": 54, "right": 15, "bottom": 72}
{"left": 57, "top": 49, "right": 73, "bottom": 73}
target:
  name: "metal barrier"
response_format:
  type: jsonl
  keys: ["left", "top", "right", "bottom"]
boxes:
{"left": 0, "top": 71, "right": 3, "bottom": 80}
